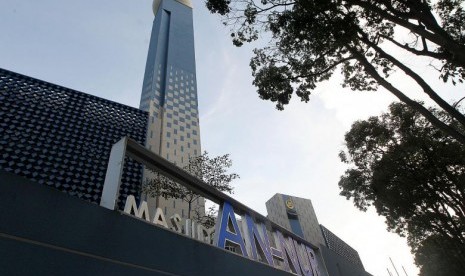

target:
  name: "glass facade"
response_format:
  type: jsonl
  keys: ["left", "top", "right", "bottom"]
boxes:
{"left": 140, "top": 0, "right": 203, "bottom": 218}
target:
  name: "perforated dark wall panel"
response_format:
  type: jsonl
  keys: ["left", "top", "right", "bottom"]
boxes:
{"left": 0, "top": 68, "right": 148, "bottom": 208}
{"left": 320, "top": 225, "right": 365, "bottom": 269}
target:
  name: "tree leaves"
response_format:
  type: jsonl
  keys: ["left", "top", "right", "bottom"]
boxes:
{"left": 143, "top": 151, "right": 239, "bottom": 220}
{"left": 339, "top": 102, "right": 465, "bottom": 273}
{"left": 205, "top": 0, "right": 465, "bottom": 144}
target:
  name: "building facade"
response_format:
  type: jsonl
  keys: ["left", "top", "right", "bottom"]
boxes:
{"left": 266, "top": 194, "right": 327, "bottom": 247}
{"left": 320, "top": 225, "right": 369, "bottom": 275}
{"left": 0, "top": 68, "right": 148, "bottom": 208}
{"left": 140, "top": 0, "right": 203, "bottom": 219}
{"left": 266, "top": 193, "right": 372, "bottom": 276}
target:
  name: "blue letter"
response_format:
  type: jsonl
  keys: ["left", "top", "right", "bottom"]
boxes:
{"left": 215, "top": 201, "right": 248, "bottom": 257}
{"left": 244, "top": 214, "right": 273, "bottom": 265}
{"left": 294, "top": 240, "right": 314, "bottom": 276}
{"left": 306, "top": 246, "right": 320, "bottom": 276}
{"left": 277, "top": 232, "right": 303, "bottom": 275}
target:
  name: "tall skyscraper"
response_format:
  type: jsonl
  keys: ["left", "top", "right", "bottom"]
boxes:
{"left": 140, "top": 0, "right": 203, "bottom": 219}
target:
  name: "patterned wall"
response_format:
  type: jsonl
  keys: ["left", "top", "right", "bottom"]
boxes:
{"left": 155, "top": 66, "right": 200, "bottom": 162}
{"left": 320, "top": 225, "right": 365, "bottom": 269}
{"left": 0, "top": 68, "right": 148, "bottom": 208}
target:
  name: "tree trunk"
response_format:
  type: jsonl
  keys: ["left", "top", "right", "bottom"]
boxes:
{"left": 349, "top": 47, "right": 465, "bottom": 145}
{"left": 361, "top": 36, "right": 465, "bottom": 128}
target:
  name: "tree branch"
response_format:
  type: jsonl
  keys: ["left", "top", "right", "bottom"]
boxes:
{"left": 359, "top": 33, "right": 465, "bottom": 128}
{"left": 380, "top": 35, "right": 449, "bottom": 60}
{"left": 348, "top": 46, "right": 465, "bottom": 145}
{"left": 350, "top": 0, "right": 465, "bottom": 67}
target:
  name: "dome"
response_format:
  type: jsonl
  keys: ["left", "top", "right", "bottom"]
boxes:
{"left": 153, "top": 0, "right": 193, "bottom": 16}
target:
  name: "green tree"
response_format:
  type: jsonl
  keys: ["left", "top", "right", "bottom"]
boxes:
{"left": 144, "top": 151, "right": 239, "bottom": 221}
{"left": 192, "top": 205, "right": 218, "bottom": 229}
{"left": 339, "top": 102, "right": 465, "bottom": 274}
{"left": 415, "top": 235, "right": 464, "bottom": 276}
{"left": 205, "top": 0, "right": 465, "bottom": 144}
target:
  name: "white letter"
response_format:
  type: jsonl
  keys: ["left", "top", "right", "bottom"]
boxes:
{"left": 197, "top": 224, "right": 211, "bottom": 243}
{"left": 185, "top": 219, "right": 192, "bottom": 236}
{"left": 123, "top": 195, "right": 150, "bottom": 222}
{"left": 170, "top": 214, "right": 182, "bottom": 233}
{"left": 153, "top": 208, "right": 168, "bottom": 228}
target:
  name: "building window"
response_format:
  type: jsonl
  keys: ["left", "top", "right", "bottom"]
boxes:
{"left": 180, "top": 136, "right": 184, "bottom": 141}
{"left": 193, "top": 140, "right": 197, "bottom": 145}
{"left": 167, "top": 142, "right": 170, "bottom": 148}
{"left": 192, "top": 130, "right": 197, "bottom": 135}
{"left": 167, "top": 132, "right": 171, "bottom": 138}
{"left": 167, "top": 122, "right": 172, "bottom": 128}
{"left": 174, "top": 129, "right": 178, "bottom": 134}
{"left": 174, "top": 138, "right": 177, "bottom": 145}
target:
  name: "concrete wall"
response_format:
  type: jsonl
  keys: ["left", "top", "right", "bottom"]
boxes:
{"left": 0, "top": 170, "right": 292, "bottom": 276}
{"left": 266, "top": 194, "right": 326, "bottom": 246}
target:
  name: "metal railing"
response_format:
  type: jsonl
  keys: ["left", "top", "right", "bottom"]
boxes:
{"left": 100, "top": 136, "right": 319, "bottom": 249}
{"left": 99, "top": 137, "right": 323, "bottom": 276}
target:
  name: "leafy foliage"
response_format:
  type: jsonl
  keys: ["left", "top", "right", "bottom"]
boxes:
{"left": 415, "top": 235, "right": 464, "bottom": 276}
{"left": 192, "top": 205, "right": 218, "bottom": 229}
{"left": 339, "top": 102, "right": 465, "bottom": 274}
{"left": 143, "top": 151, "right": 239, "bottom": 221}
{"left": 205, "top": 0, "right": 465, "bottom": 144}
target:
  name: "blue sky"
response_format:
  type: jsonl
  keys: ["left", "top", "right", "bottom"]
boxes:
{"left": 2, "top": 1, "right": 463, "bottom": 275}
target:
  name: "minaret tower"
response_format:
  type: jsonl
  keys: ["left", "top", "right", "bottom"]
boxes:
{"left": 140, "top": 0, "right": 203, "bottom": 219}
